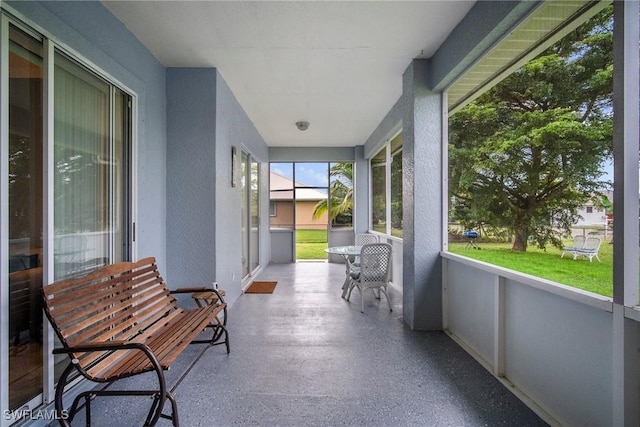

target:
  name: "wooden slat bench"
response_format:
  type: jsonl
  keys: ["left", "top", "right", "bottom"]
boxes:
{"left": 42, "top": 257, "right": 229, "bottom": 427}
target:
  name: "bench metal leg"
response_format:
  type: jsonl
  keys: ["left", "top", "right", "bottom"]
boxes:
{"left": 84, "top": 394, "right": 91, "bottom": 427}
{"left": 55, "top": 360, "right": 171, "bottom": 427}
{"left": 215, "top": 324, "right": 230, "bottom": 354}
{"left": 193, "top": 323, "right": 230, "bottom": 353}
{"left": 168, "top": 393, "right": 179, "bottom": 427}
{"left": 144, "top": 394, "right": 163, "bottom": 426}
{"left": 54, "top": 362, "right": 75, "bottom": 427}
{"left": 152, "top": 391, "right": 179, "bottom": 426}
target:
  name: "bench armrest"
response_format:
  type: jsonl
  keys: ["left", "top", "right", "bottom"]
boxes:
{"left": 171, "top": 287, "right": 226, "bottom": 303}
{"left": 170, "top": 286, "right": 210, "bottom": 293}
{"left": 53, "top": 341, "right": 163, "bottom": 371}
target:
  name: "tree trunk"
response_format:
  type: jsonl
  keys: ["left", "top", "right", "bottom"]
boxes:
{"left": 512, "top": 214, "right": 530, "bottom": 252}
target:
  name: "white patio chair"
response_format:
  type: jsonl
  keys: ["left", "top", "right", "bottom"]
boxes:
{"left": 346, "top": 243, "right": 392, "bottom": 313}
{"left": 561, "top": 235, "right": 585, "bottom": 259}
{"left": 355, "top": 233, "right": 379, "bottom": 246}
{"left": 574, "top": 236, "right": 602, "bottom": 262}
{"left": 350, "top": 233, "right": 379, "bottom": 269}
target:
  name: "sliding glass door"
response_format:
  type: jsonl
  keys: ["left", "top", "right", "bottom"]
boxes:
{"left": 3, "top": 20, "right": 133, "bottom": 416}
{"left": 250, "top": 159, "right": 260, "bottom": 273}
{"left": 240, "top": 150, "right": 260, "bottom": 280}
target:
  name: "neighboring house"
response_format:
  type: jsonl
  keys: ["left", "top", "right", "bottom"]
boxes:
{"left": 574, "top": 190, "right": 613, "bottom": 228}
{"left": 269, "top": 172, "right": 328, "bottom": 230}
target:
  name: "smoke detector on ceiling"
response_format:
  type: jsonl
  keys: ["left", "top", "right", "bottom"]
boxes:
{"left": 295, "top": 121, "right": 310, "bottom": 131}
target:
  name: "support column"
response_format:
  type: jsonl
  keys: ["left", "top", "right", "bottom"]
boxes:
{"left": 612, "top": 2, "right": 640, "bottom": 426}
{"left": 166, "top": 68, "right": 218, "bottom": 286}
{"left": 354, "top": 145, "right": 369, "bottom": 235}
{"left": 402, "top": 59, "right": 444, "bottom": 330}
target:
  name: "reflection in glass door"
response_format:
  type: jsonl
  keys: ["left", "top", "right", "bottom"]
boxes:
{"left": 53, "top": 51, "right": 131, "bottom": 280}
{"left": 7, "top": 23, "right": 44, "bottom": 411}
{"left": 250, "top": 159, "right": 260, "bottom": 273}
{"left": 241, "top": 152, "right": 249, "bottom": 278}
{"left": 241, "top": 151, "right": 260, "bottom": 280}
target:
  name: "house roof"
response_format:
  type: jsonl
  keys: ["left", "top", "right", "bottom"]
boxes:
{"left": 270, "top": 172, "right": 327, "bottom": 202}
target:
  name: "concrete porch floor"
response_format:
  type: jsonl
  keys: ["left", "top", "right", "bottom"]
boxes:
{"left": 64, "top": 261, "right": 547, "bottom": 426}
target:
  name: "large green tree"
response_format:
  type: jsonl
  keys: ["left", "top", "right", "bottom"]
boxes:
{"left": 449, "top": 6, "right": 613, "bottom": 252}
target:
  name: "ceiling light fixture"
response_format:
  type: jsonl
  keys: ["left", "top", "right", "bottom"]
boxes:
{"left": 295, "top": 121, "right": 309, "bottom": 131}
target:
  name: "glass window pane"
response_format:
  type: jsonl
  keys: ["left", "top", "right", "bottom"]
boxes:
{"left": 390, "top": 133, "right": 403, "bottom": 238}
{"left": 8, "top": 23, "right": 44, "bottom": 411}
{"left": 371, "top": 148, "right": 386, "bottom": 233}
{"left": 114, "top": 88, "right": 132, "bottom": 260}
{"left": 270, "top": 163, "right": 294, "bottom": 229}
{"left": 329, "top": 162, "right": 353, "bottom": 229}
{"left": 54, "top": 51, "right": 112, "bottom": 280}
{"left": 241, "top": 152, "right": 249, "bottom": 277}
{"left": 250, "top": 160, "right": 260, "bottom": 272}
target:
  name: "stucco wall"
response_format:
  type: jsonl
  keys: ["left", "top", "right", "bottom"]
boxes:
{"left": 270, "top": 201, "right": 294, "bottom": 228}
{"left": 166, "top": 68, "right": 268, "bottom": 303}
{"left": 214, "top": 71, "right": 269, "bottom": 303}
{"left": 270, "top": 200, "right": 328, "bottom": 229}
{"left": 7, "top": 0, "right": 168, "bottom": 267}
{"left": 166, "top": 68, "right": 217, "bottom": 287}
{"left": 295, "top": 201, "right": 328, "bottom": 229}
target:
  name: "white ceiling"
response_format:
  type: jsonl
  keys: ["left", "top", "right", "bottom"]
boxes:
{"left": 103, "top": 1, "right": 475, "bottom": 147}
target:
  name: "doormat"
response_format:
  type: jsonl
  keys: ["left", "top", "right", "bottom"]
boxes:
{"left": 245, "top": 281, "right": 277, "bottom": 294}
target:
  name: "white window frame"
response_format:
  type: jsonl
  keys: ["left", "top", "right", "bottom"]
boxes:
{"left": 369, "top": 129, "right": 402, "bottom": 240}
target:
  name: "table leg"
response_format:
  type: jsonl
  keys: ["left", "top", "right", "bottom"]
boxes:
{"left": 341, "top": 255, "right": 351, "bottom": 298}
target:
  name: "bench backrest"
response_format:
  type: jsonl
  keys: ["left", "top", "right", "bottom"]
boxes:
{"left": 582, "top": 236, "right": 601, "bottom": 252}
{"left": 42, "top": 257, "right": 177, "bottom": 370}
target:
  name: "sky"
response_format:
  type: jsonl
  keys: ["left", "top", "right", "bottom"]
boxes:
{"left": 270, "top": 162, "right": 329, "bottom": 188}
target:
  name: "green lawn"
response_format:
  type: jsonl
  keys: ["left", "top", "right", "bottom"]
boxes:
{"left": 295, "top": 229, "right": 614, "bottom": 296}
{"left": 448, "top": 240, "right": 613, "bottom": 297}
{"left": 296, "top": 229, "right": 328, "bottom": 260}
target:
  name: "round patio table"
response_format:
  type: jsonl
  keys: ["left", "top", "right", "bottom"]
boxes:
{"left": 325, "top": 245, "right": 362, "bottom": 298}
